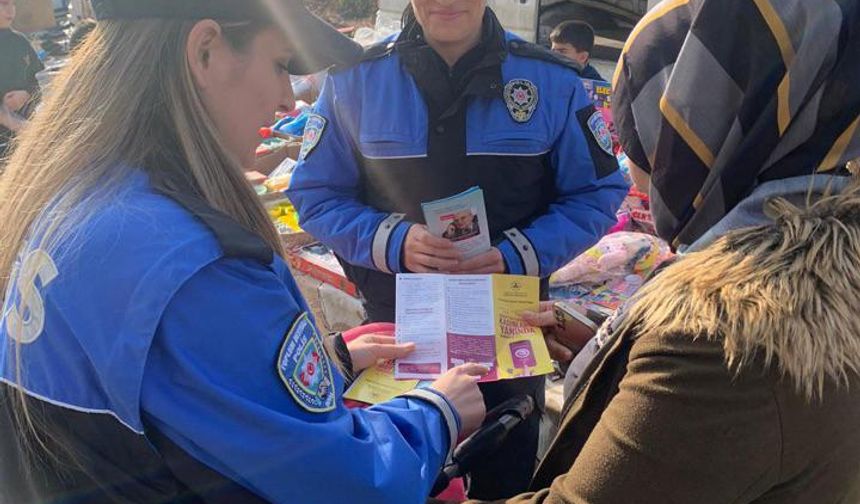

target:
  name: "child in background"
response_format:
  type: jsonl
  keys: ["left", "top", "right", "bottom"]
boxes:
{"left": 0, "top": 0, "right": 43, "bottom": 159}
{"left": 550, "top": 20, "right": 603, "bottom": 81}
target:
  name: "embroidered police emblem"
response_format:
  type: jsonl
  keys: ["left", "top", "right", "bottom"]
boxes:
{"left": 587, "top": 111, "right": 614, "bottom": 155}
{"left": 299, "top": 114, "right": 327, "bottom": 161}
{"left": 277, "top": 312, "right": 336, "bottom": 413}
{"left": 504, "top": 79, "right": 539, "bottom": 123}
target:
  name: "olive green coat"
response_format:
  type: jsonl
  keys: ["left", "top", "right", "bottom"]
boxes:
{"left": 470, "top": 186, "right": 860, "bottom": 504}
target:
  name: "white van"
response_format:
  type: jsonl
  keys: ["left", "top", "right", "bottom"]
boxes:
{"left": 375, "top": 0, "right": 650, "bottom": 77}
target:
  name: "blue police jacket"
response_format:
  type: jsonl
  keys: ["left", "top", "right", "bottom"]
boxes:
{"left": 288, "top": 19, "right": 628, "bottom": 290}
{"left": 0, "top": 169, "right": 459, "bottom": 504}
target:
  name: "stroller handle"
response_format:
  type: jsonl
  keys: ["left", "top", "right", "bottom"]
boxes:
{"left": 430, "top": 395, "right": 536, "bottom": 497}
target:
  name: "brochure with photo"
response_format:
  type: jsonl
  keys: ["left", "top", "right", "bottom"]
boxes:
{"left": 422, "top": 187, "right": 491, "bottom": 259}
{"left": 393, "top": 274, "right": 553, "bottom": 381}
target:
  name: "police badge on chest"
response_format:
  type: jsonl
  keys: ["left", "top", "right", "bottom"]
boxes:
{"left": 504, "top": 79, "right": 539, "bottom": 123}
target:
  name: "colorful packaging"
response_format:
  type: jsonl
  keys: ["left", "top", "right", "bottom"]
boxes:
{"left": 550, "top": 232, "right": 671, "bottom": 287}
{"left": 266, "top": 199, "right": 302, "bottom": 234}
{"left": 620, "top": 189, "right": 657, "bottom": 235}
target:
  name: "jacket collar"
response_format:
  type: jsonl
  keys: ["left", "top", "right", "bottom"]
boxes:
{"left": 627, "top": 176, "right": 860, "bottom": 400}
{"left": 396, "top": 7, "right": 506, "bottom": 110}
{"left": 686, "top": 175, "right": 852, "bottom": 252}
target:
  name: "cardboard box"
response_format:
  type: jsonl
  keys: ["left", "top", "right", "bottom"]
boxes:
{"left": 255, "top": 147, "right": 292, "bottom": 176}
{"left": 244, "top": 171, "right": 268, "bottom": 186}
{"left": 255, "top": 137, "right": 302, "bottom": 175}
{"left": 289, "top": 243, "right": 359, "bottom": 298}
{"left": 13, "top": 0, "right": 55, "bottom": 33}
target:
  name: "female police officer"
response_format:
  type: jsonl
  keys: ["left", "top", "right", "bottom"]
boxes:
{"left": 287, "top": 0, "right": 628, "bottom": 498}
{"left": 0, "top": 1, "right": 488, "bottom": 503}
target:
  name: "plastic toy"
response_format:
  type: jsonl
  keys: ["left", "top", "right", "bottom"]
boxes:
{"left": 550, "top": 232, "right": 672, "bottom": 287}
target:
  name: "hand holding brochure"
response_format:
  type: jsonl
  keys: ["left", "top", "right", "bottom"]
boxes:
{"left": 422, "top": 187, "right": 491, "bottom": 259}
{"left": 394, "top": 274, "right": 553, "bottom": 381}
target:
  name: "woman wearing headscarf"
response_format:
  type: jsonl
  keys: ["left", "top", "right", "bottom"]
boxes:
{"left": 460, "top": 0, "right": 860, "bottom": 502}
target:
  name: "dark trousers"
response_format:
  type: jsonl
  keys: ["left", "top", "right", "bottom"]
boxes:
{"left": 359, "top": 269, "right": 544, "bottom": 500}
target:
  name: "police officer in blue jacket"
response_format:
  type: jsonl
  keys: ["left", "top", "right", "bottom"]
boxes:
{"left": 0, "top": 1, "right": 489, "bottom": 503}
{"left": 287, "top": 1, "right": 628, "bottom": 498}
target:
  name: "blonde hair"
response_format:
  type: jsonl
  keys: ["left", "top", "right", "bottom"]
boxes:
{"left": 0, "top": 18, "right": 284, "bottom": 293}
{"left": 0, "top": 18, "right": 283, "bottom": 458}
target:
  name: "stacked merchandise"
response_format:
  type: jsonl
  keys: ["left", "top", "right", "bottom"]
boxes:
{"left": 251, "top": 99, "right": 311, "bottom": 241}
{"left": 611, "top": 152, "right": 657, "bottom": 235}
{"left": 549, "top": 79, "right": 672, "bottom": 314}
{"left": 549, "top": 168, "right": 671, "bottom": 314}
{"left": 247, "top": 160, "right": 304, "bottom": 239}
{"left": 250, "top": 100, "right": 358, "bottom": 301}
{"left": 29, "top": 2, "right": 72, "bottom": 58}
{"left": 549, "top": 232, "right": 673, "bottom": 315}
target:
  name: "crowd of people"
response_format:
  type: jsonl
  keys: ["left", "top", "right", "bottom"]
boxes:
{"left": 0, "top": 0, "right": 858, "bottom": 503}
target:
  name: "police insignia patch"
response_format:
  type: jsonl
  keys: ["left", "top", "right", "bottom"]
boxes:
{"left": 504, "top": 79, "right": 539, "bottom": 123}
{"left": 299, "top": 114, "right": 327, "bottom": 161}
{"left": 587, "top": 111, "right": 614, "bottom": 155}
{"left": 277, "top": 312, "right": 336, "bottom": 413}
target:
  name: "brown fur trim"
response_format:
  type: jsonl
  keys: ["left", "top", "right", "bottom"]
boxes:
{"left": 622, "top": 179, "right": 860, "bottom": 400}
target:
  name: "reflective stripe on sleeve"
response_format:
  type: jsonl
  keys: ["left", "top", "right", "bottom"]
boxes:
{"left": 371, "top": 213, "right": 406, "bottom": 274}
{"left": 402, "top": 388, "right": 459, "bottom": 463}
{"left": 503, "top": 228, "right": 540, "bottom": 277}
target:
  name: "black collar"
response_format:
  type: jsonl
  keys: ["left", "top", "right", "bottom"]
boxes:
{"left": 396, "top": 8, "right": 507, "bottom": 119}
{"left": 147, "top": 159, "right": 274, "bottom": 265}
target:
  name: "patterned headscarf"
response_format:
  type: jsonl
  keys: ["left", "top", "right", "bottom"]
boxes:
{"left": 613, "top": 0, "right": 860, "bottom": 247}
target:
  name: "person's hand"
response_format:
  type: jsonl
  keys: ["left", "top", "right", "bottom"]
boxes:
{"left": 449, "top": 247, "right": 505, "bottom": 274}
{"left": 347, "top": 334, "right": 415, "bottom": 372}
{"left": 430, "top": 363, "right": 488, "bottom": 436}
{"left": 403, "top": 224, "right": 462, "bottom": 273}
{"left": 3, "top": 90, "right": 31, "bottom": 113}
{"left": 522, "top": 301, "right": 597, "bottom": 362}
{"left": 0, "top": 104, "right": 24, "bottom": 132}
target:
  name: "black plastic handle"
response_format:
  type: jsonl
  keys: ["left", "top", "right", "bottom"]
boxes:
{"left": 430, "top": 395, "right": 536, "bottom": 497}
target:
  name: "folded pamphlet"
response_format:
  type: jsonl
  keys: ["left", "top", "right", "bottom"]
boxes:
{"left": 394, "top": 274, "right": 553, "bottom": 381}
{"left": 422, "top": 187, "right": 491, "bottom": 259}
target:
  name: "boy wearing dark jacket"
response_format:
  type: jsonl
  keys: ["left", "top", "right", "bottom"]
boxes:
{"left": 0, "top": 0, "right": 43, "bottom": 158}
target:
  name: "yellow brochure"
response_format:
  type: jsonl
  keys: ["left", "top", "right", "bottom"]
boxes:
{"left": 394, "top": 273, "right": 552, "bottom": 382}
{"left": 343, "top": 360, "right": 420, "bottom": 405}
{"left": 492, "top": 275, "right": 553, "bottom": 379}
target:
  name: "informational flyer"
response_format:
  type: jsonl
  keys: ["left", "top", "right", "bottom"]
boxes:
{"left": 422, "top": 187, "right": 492, "bottom": 259}
{"left": 343, "top": 359, "right": 422, "bottom": 405}
{"left": 394, "top": 274, "right": 553, "bottom": 381}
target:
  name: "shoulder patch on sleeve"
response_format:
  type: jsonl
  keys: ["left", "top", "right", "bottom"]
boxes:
{"left": 587, "top": 111, "right": 614, "bottom": 156}
{"left": 277, "top": 312, "right": 336, "bottom": 413}
{"left": 299, "top": 114, "right": 327, "bottom": 162}
{"left": 576, "top": 104, "right": 619, "bottom": 179}
{"left": 507, "top": 40, "right": 584, "bottom": 74}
